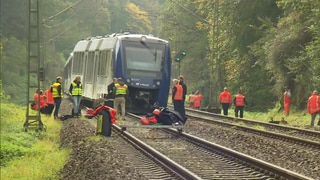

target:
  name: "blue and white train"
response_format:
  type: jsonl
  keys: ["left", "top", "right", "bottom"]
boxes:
{"left": 63, "top": 33, "right": 172, "bottom": 114}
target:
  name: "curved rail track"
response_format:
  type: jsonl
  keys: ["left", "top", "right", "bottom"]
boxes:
{"left": 183, "top": 107, "right": 320, "bottom": 147}
{"left": 111, "top": 113, "right": 311, "bottom": 180}
{"left": 71, "top": 100, "right": 317, "bottom": 179}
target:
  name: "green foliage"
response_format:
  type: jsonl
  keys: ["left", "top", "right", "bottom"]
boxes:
{"left": 1, "top": 0, "right": 28, "bottom": 40}
{"left": 257, "top": 0, "right": 320, "bottom": 109}
{"left": 1, "top": 37, "right": 28, "bottom": 104}
{"left": 1, "top": 0, "right": 320, "bottom": 112}
{"left": 0, "top": 102, "right": 68, "bottom": 179}
{"left": 0, "top": 80, "right": 10, "bottom": 102}
{"left": 0, "top": 103, "right": 38, "bottom": 167}
{"left": 0, "top": 140, "right": 34, "bottom": 167}
{"left": 1, "top": 0, "right": 164, "bottom": 98}
{"left": 126, "top": 3, "right": 153, "bottom": 34}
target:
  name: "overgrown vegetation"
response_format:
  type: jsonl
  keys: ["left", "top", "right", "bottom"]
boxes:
{"left": 160, "top": 0, "right": 320, "bottom": 111}
{"left": 1, "top": 0, "right": 319, "bottom": 111}
{"left": 0, "top": 100, "right": 69, "bottom": 179}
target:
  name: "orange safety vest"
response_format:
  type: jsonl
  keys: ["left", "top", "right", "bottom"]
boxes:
{"left": 283, "top": 91, "right": 291, "bottom": 104}
{"left": 33, "top": 93, "right": 47, "bottom": 109}
{"left": 307, "top": 94, "right": 320, "bottom": 114}
{"left": 44, "top": 89, "right": 55, "bottom": 104}
{"left": 173, "top": 84, "right": 183, "bottom": 100}
{"left": 189, "top": 94, "right": 196, "bottom": 103}
{"left": 219, "top": 90, "right": 232, "bottom": 103}
{"left": 235, "top": 94, "right": 245, "bottom": 106}
{"left": 194, "top": 94, "right": 203, "bottom": 108}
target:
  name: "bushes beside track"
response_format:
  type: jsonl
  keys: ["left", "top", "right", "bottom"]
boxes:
{"left": 0, "top": 103, "right": 69, "bottom": 179}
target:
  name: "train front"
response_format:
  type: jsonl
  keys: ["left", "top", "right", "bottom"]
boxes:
{"left": 115, "top": 35, "right": 171, "bottom": 114}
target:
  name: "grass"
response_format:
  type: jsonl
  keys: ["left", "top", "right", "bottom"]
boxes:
{"left": 1, "top": 141, "right": 69, "bottom": 180}
{"left": 1, "top": 102, "right": 70, "bottom": 180}
{"left": 177, "top": 101, "right": 314, "bottom": 127}
{"left": 235, "top": 108, "right": 313, "bottom": 127}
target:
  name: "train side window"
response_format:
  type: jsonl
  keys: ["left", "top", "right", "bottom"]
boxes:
{"left": 86, "top": 51, "right": 95, "bottom": 82}
{"left": 98, "top": 51, "right": 107, "bottom": 76}
{"left": 73, "top": 52, "right": 84, "bottom": 73}
{"left": 107, "top": 50, "right": 113, "bottom": 76}
{"left": 72, "top": 53, "right": 79, "bottom": 73}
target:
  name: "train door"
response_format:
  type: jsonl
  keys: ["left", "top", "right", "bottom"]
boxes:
{"left": 83, "top": 51, "right": 95, "bottom": 99}
{"left": 94, "top": 49, "right": 114, "bottom": 99}
{"left": 82, "top": 52, "right": 88, "bottom": 97}
{"left": 92, "top": 51, "right": 100, "bottom": 99}
{"left": 63, "top": 58, "right": 71, "bottom": 92}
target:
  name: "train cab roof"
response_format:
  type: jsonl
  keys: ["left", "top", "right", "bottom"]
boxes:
{"left": 72, "top": 33, "right": 169, "bottom": 52}
{"left": 116, "top": 34, "right": 168, "bottom": 44}
{"left": 73, "top": 39, "right": 91, "bottom": 52}
{"left": 88, "top": 38, "right": 102, "bottom": 51}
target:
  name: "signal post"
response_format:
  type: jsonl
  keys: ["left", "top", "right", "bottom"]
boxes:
{"left": 174, "top": 50, "right": 186, "bottom": 75}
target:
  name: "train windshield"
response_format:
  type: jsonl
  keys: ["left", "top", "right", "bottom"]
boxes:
{"left": 122, "top": 41, "right": 165, "bottom": 78}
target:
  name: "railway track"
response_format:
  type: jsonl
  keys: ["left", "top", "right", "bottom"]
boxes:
{"left": 112, "top": 113, "right": 311, "bottom": 179}
{"left": 184, "top": 108, "right": 320, "bottom": 149}
{"left": 163, "top": 108, "right": 320, "bottom": 179}
{"left": 68, "top": 100, "right": 318, "bottom": 179}
{"left": 109, "top": 130, "right": 188, "bottom": 180}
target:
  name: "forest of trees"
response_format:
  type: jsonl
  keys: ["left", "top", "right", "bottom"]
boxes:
{"left": 1, "top": 0, "right": 320, "bottom": 112}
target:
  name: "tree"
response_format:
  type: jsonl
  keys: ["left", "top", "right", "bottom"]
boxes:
{"left": 260, "top": 0, "right": 319, "bottom": 109}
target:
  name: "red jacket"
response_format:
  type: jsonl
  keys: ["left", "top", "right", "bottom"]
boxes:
{"left": 219, "top": 90, "right": 232, "bottom": 103}
{"left": 194, "top": 94, "right": 203, "bottom": 108}
{"left": 235, "top": 94, "right": 245, "bottom": 107}
{"left": 189, "top": 94, "right": 196, "bottom": 103}
{"left": 307, "top": 93, "right": 320, "bottom": 114}
{"left": 44, "top": 89, "right": 54, "bottom": 104}
{"left": 283, "top": 91, "right": 291, "bottom": 104}
{"left": 32, "top": 93, "right": 47, "bottom": 110}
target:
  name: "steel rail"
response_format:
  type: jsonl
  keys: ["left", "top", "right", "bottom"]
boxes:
{"left": 124, "top": 113, "right": 312, "bottom": 179}
{"left": 112, "top": 124, "right": 202, "bottom": 180}
{"left": 163, "top": 127, "right": 312, "bottom": 180}
{"left": 189, "top": 113, "right": 320, "bottom": 148}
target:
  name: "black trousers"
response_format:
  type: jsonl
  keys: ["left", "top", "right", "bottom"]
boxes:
{"left": 173, "top": 100, "right": 185, "bottom": 118}
{"left": 221, "top": 103, "right": 230, "bottom": 115}
{"left": 41, "top": 104, "right": 54, "bottom": 115}
{"left": 235, "top": 106, "right": 244, "bottom": 118}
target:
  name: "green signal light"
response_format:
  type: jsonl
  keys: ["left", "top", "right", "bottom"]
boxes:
{"left": 175, "top": 57, "right": 181, "bottom": 62}
{"left": 174, "top": 50, "right": 186, "bottom": 62}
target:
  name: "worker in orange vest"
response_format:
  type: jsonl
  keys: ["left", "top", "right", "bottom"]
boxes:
{"left": 283, "top": 87, "right": 292, "bottom": 116}
{"left": 219, "top": 87, "right": 232, "bottom": 116}
{"left": 172, "top": 79, "right": 186, "bottom": 120}
{"left": 188, "top": 91, "right": 196, "bottom": 109}
{"left": 43, "top": 87, "right": 55, "bottom": 116}
{"left": 31, "top": 89, "right": 47, "bottom": 111}
{"left": 193, "top": 90, "right": 203, "bottom": 110}
{"left": 178, "top": 75, "right": 187, "bottom": 117}
{"left": 233, "top": 91, "right": 247, "bottom": 118}
{"left": 307, "top": 90, "right": 320, "bottom": 126}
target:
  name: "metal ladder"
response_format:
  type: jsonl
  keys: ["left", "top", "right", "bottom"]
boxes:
{"left": 23, "top": 0, "right": 46, "bottom": 132}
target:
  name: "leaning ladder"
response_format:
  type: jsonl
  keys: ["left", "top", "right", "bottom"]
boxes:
{"left": 23, "top": 0, "right": 46, "bottom": 132}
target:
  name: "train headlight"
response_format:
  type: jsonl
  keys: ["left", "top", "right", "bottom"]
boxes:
{"left": 127, "top": 79, "right": 131, "bottom": 83}
{"left": 141, "top": 36, "right": 147, "bottom": 42}
{"left": 156, "top": 81, "right": 160, "bottom": 86}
